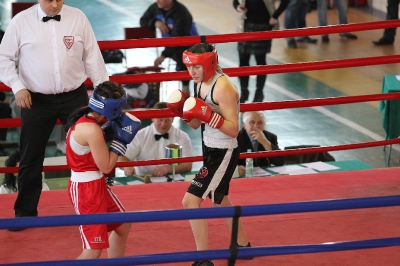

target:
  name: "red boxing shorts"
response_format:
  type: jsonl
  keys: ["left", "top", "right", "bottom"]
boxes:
{"left": 68, "top": 178, "right": 125, "bottom": 250}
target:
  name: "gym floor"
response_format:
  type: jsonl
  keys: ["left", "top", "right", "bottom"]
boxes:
{"left": 1, "top": 0, "right": 399, "bottom": 172}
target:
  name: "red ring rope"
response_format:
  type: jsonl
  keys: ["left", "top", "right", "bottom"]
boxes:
{"left": 0, "top": 21, "right": 398, "bottom": 174}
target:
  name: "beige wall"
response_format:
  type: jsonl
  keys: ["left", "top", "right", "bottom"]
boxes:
{"left": 371, "top": 0, "right": 399, "bottom": 15}
{"left": 372, "top": 0, "right": 386, "bottom": 13}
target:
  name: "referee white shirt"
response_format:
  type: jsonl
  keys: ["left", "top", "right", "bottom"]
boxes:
{"left": 0, "top": 4, "right": 108, "bottom": 95}
{"left": 124, "top": 123, "right": 193, "bottom": 176}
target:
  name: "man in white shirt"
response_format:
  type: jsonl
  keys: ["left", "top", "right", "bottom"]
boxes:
{"left": 0, "top": 0, "right": 108, "bottom": 224}
{"left": 120, "top": 102, "right": 193, "bottom": 177}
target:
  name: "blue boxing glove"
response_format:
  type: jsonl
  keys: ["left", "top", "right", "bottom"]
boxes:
{"left": 110, "top": 113, "right": 141, "bottom": 156}
{"left": 101, "top": 121, "right": 114, "bottom": 142}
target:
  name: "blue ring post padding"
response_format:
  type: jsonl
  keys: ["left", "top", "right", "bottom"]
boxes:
{"left": 228, "top": 206, "right": 241, "bottom": 266}
{"left": 3, "top": 237, "right": 400, "bottom": 266}
{"left": 1, "top": 195, "right": 400, "bottom": 230}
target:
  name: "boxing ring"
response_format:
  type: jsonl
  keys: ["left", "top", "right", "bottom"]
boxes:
{"left": 1, "top": 20, "right": 400, "bottom": 265}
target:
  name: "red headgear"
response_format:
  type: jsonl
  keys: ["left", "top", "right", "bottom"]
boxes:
{"left": 182, "top": 43, "right": 218, "bottom": 82}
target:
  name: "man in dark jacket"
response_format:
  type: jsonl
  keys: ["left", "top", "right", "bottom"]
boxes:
{"left": 140, "top": 0, "right": 198, "bottom": 93}
{"left": 237, "top": 111, "right": 284, "bottom": 176}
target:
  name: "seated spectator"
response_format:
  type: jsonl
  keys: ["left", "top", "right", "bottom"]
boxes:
{"left": 120, "top": 102, "right": 193, "bottom": 177}
{"left": 0, "top": 33, "right": 8, "bottom": 155}
{"left": 114, "top": 69, "right": 155, "bottom": 108}
{"left": 140, "top": 0, "right": 199, "bottom": 93}
{"left": 1, "top": 150, "right": 49, "bottom": 194}
{"left": 0, "top": 92, "right": 11, "bottom": 155}
{"left": 237, "top": 111, "right": 284, "bottom": 176}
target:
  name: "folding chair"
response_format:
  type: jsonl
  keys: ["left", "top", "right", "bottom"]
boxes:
{"left": 284, "top": 145, "right": 335, "bottom": 164}
{"left": 123, "top": 27, "right": 164, "bottom": 103}
{"left": 124, "top": 27, "right": 160, "bottom": 67}
{"left": 124, "top": 27, "right": 178, "bottom": 71}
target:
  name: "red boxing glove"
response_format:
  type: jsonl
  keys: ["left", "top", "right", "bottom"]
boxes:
{"left": 183, "top": 97, "right": 224, "bottom": 129}
{"left": 166, "top": 89, "right": 189, "bottom": 118}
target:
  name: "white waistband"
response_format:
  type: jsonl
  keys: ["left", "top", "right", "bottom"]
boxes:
{"left": 71, "top": 170, "right": 103, "bottom": 182}
{"left": 203, "top": 135, "right": 238, "bottom": 149}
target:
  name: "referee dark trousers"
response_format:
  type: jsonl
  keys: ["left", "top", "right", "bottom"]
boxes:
{"left": 14, "top": 84, "right": 88, "bottom": 217}
{"left": 383, "top": 0, "right": 400, "bottom": 41}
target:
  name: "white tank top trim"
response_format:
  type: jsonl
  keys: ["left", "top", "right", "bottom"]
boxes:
{"left": 70, "top": 132, "right": 91, "bottom": 155}
{"left": 203, "top": 135, "right": 238, "bottom": 149}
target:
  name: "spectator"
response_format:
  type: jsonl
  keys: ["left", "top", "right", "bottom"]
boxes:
{"left": 1, "top": 150, "right": 49, "bottom": 194}
{"left": 237, "top": 111, "right": 284, "bottom": 176}
{"left": 0, "top": 92, "right": 11, "bottom": 155}
{"left": 0, "top": 1, "right": 108, "bottom": 226}
{"left": 140, "top": 0, "right": 199, "bottom": 93}
{"left": 233, "top": 0, "right": 289, "bottom": 103}
{"left": 372, "top": 0, "right": 399, "bottom": 45}
{"left": 120, "top": 101, "right": 193, "bottom": 177}
{"left": 285, "top": 0, "right": 318, "bottom": 48}
{"left": 0, "top": 31, "right": 10, "bottom": 156}
{"left": 168, "top": 43, "right": 252, "bottom": 266}
{"left": 317, "top": 0, "right": 357, "bottom": 43}
{"left": 65, "top": 81, "right": 140, "bottom": 259}
{"left": 114, "top": 69, "right": 156, "bottom": 108}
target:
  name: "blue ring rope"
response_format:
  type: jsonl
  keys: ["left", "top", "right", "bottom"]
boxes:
{"left": 2, "top": 237, "right": 400, "bottom": 266}
{"left": 1, "top": 195, "right": 399, "bottom": 265}
{"left": 1, "top": 195, "right": 399, "bottom": 230}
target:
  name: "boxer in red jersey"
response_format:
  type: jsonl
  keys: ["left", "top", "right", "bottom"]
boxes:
{"left": 65, "top": 81, "right": 140, "bottom": 259}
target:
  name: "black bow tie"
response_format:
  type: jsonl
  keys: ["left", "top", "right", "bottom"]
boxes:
{"left": 154, "top": 133, "right": 169, "bottom": 141}
{"left": 42, "top": 15, "right": 61, "bottom": 22}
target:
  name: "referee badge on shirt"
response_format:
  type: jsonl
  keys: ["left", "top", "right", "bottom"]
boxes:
{"left": 63, "top": 36, "right": 74, "bottom": 49}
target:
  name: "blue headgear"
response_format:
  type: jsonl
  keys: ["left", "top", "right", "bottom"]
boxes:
{"left": 88, "top": 88, "right": 127, "bottom": 120}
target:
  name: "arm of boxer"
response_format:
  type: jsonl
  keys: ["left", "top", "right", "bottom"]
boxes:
{"left": 82, "top": 123, "right": 119, "bottom": 174}
{"left": 182, "top": 97, "right": 224, "bottom": 129}
{"left": 110, "top": 113, "right": 141, "bottom": 156}
{"left": 186, "top": 118, "right": 203, "bottom": 130}
{"left": 101, "top": 121, "right": 114, "bottom": 142}
{"left": 210, "top": 77, "right": 240, "bottom": 138}
{"left": 166, "top": 89, "right": 189, "bottom": 118}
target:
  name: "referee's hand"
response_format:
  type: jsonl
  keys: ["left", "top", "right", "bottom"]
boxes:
{"left": 15, "top": 89, "right": 32, "bottom": 109}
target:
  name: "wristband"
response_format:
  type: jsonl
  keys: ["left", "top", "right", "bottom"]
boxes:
{"left": 109, "top": 139, "right": 127, "bottom": 156}
{"left": 208, "top": 112, "right": 224, "bottom": 129}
